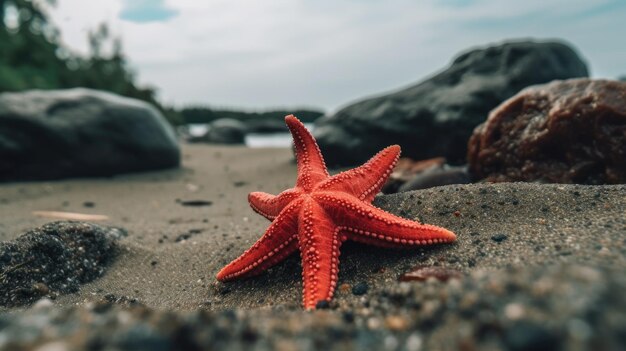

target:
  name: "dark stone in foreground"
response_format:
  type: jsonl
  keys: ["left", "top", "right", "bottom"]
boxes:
{"left": 0, "top": 264, "right": 623, "bottom": 350}
{"left": 314, "top": 40, "right": 588, "bottom": 167}
{"left": 0, "top": 221, "right": 124, "bottom": 307}
{"left": 468, "top": 79, "right": 626, "bottom": 184}
{"left": 0, "top": 88, "right": 180, "bottom": 181}
{"left": 351, "top": 282, "right": 368, "bottom": 296}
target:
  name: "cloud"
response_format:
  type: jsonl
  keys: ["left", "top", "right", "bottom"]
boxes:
{"left": 119, "top": 0, "right": 178, "bottom": 23}
{"left": 49, "top": 0, "right": 626, "bottom": 111}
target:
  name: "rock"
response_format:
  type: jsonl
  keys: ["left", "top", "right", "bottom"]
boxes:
{"left": 0, "top": 88, "right": 180, "bottom": 181}
{"left": 382, "top": 157, "right": 470, "bottom": 194}
{"left": 189, "top": 118, "right": 247, "bottom": 144}
{"left": 491, "top": 233, "right": 508, "bottom": 242}
{"left": 382, "top": 157, "right": 445, "bottom": 193}
{"left": 314, "top": 40, "right": 589, "bottom": 167}
{"left": 351, "top": 282, "right": 369, "bottom": 296}
{"left": 468, "top": 79, "right": 626, "bottom": 184}
{"left": 504, "top": 321, "right": 560, "bottom": 351}
{"left": 0, "top": 221, "right": 125, "bottom": 307}
{"left": 396, "top": 165, "right": 470, "bottom": 193}
{"left": 245, "top": 119, "right": 288, "bottom": 134}
{"left": 206, "top": 118, "right": 247, "bottom": 144}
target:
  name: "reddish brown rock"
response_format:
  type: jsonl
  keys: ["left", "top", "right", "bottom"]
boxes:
{"left": 468, "top": 79, "right": 626, "bottom": 184}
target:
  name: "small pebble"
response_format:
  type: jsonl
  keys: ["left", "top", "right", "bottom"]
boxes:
{"left": 315, "top": 300, "right": 330, "bottom": 309}
{"left": 179, "top": 200, "right": 213, "bottom": 207}
{"left": 491, "top": 233, "right": 508, "bottom": 242}
{"left": 352, "top": 282, "right": 368, "bottom": 296}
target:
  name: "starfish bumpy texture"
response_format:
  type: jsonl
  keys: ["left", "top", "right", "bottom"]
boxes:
{"left": 216, "top": 115, "right": 456, "bottom": 309}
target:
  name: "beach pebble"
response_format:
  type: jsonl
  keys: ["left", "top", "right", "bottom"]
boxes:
{"left": 352, "top": 282, "right": 369, "bottom": 296}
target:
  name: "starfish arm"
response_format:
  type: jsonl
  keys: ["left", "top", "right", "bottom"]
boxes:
{"left": 298, "top": 200, "right": 342, "bottom": 309}
{"left": 248, "top": 189, "right": 301, "bottom": 221}
{"left": 317, "top": 145, "right": 400, "bottom": 202}
{"left": 285, "top": 115, "right": 329, "bottom": 191}
{"left": 216, "top": 199, "right": 303, "bottom": 281}
{"left": 314, "top": 192, "right": 456, "bottom": 246}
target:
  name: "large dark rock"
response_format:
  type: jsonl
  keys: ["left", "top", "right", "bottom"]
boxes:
{"left": 468, "top": 79, "right": 626, "bottom": 184}
{"left": 0, "top": 221, "right": 125, "bottom": 307}
{"left": 314, "top": 40, "right": 589, "bottom": 167}
{"left": 0, "top": 88, "right": 180, "bottom": 181}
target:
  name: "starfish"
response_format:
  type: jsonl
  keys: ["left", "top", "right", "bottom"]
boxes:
{"left": 216, "top": 115, "right": 456, "bottom": 309}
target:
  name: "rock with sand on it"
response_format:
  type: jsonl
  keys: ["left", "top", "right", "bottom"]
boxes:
{"left": 0, "top": 88, "right": 180, "bottom": 181}
{"left": 468, "top": 78, "right": 626, "bottom": 184}
{"left": 0, "top": 221, "right": 126, "bottom": 307}
{"left": 313, "top": 40, "right": 589, "bottom": 167}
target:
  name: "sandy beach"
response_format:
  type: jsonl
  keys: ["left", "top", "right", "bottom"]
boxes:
{"left": 1, "top": 144, "right": 625, "bottom": 349}
{"left": 0, "top": 145, "right": 297, "bottom": 311}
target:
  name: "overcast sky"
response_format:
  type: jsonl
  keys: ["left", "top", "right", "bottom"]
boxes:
{"left": 49, "top": 0, "right": 626, "bottom": 112}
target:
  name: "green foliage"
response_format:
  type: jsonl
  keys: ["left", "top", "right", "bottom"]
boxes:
{"left": 0, "top": 0, "right": 185, "bottom": 124}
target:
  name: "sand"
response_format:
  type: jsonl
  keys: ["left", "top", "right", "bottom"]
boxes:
{"left": 0, "top": 145, "right": 296, "bottom": 311}
{"left": 0, "top": 145, "right": 625, "bottom": 350}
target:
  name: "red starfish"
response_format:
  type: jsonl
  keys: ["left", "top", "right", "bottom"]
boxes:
{"left": 216, "top": 115, "right": 456, "bottom": 309}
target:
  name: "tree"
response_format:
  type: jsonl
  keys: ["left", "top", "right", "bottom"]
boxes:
{"left": 0, "top": 0, "right": 183, "bottom": 124}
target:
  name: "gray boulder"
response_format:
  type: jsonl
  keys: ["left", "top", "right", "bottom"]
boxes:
{"left": 189, "top": 118, "right": 247, "bottom": 144}
{"left": 314, "top": 39, "right": 589, "bottom": 167}
{"left": 245, "top": 119, "right": 287, "bottom": 133}
{"left": 0, "top": 88, "right": 180, "bottom": 181}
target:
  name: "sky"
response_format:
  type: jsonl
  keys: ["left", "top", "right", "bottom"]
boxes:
{"left": 48, "top": 0, "right": 626, "bottom": 112}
